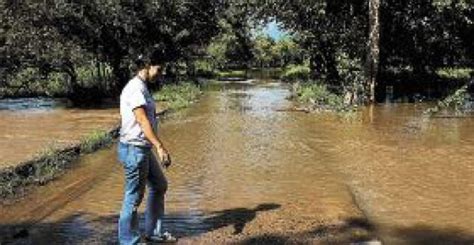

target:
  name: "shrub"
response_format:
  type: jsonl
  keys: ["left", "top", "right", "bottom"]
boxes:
{"left": 281, "top": 64, "right": 310, "bottom": 82}
{"left": 295, "top": 82, "right": 347, "bottom": 111}
{"left": 154, "top": 82, "right": 201, "bottom": 111}
{"left": 424, "top": 83, "right": 471, "bottom": 115}
{"left": 195, "top": 59, "right": 217, "bottom": 78}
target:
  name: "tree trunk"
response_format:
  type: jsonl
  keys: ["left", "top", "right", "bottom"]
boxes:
{"left": 366, "top": 0, "right": 380, "bottom": 103}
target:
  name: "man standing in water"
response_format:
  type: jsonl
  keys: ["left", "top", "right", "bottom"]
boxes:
{"left": 118, "top": 53, "right": 177, "bottom": 244}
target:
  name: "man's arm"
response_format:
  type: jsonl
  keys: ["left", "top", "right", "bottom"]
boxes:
{"left": 133, "top": 107, "right": 170, "bottom": 163}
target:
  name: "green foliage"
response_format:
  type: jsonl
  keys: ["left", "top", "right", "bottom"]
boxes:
{"left": 257, "top": 0, "right": 472, "bottom": 101}
{"left": 194, "top": 59, "right": 218, "bottom": 78}
{"left": 436, "top": 68, "right": 473, "bottom": 80}
{"left": 424, "top": 84, "right": 471, "bottom": 115}
{"left": 336, "top": 52, "right": 366, "bottom": 103}
{"left": 272, "top": 36, "right": 306, "bottom": 67}
{"left": 295, "top": 82, "right": 347, "bottom": 111}
{"left": 252, "top": 34, "right": 277, "bottom": 67}
{"left": 260, "top": 1, "right": 368, "bottom": 79}
{"left": 281, "top": 65, "right": 310, "bottom": 82}
{"left": 2, "top": 0, "right": 472, "bottom": 102}
{"left": 379, "top": 0, "right": 472, "bottom": 74}
{"left": 206, "top": 19, "right": 254, "bottom": 70}
{"left": 1, "top": 1, "right": 223, "bottom": 100}
{"left": 1, "top": 61, "right": 114, "bottom": 98}
{"left": 45, "top": 72, "right": 70, "bottom": 97}
{"left": 2, "top": 68, "right": 71, "bottom": 97}
{"left": 154, "top": 83, "right": 201, "bottom": 111}
{"left": 80, "top": 130, "right": 113, "bottom": 154}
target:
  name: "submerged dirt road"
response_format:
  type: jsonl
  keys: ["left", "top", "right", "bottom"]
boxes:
{"left": 1, "top": 80, "right": 473, "bottom": 244}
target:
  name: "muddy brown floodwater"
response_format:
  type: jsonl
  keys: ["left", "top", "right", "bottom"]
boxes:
{"left": 0, "top": 100, "right": 119, "bottom": 169}
{"left": 1, "top": 80, "right": 473, "bottom": 244}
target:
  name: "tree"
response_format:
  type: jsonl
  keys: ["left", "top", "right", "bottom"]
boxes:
{"left": 253, "top": 34, "right": 276, "bottom": 68}
{"left": 1, "top": 0, "right": 224, "bottom": 100}
{"left": 273, "top": 36, "right": 306, "bottom": 67}
{"left": 367, "top": 0, "right": 380, "bottom": 103}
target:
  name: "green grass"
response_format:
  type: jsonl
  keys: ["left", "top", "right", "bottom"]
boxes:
{"left": 153, "top": 82, "right": 201, "bottom": 111}
{"left": 0, "top": 144, "right": 77, "bottom": 198}
{"left": 80, "top": 129, "right": 113, "bottom": 153}
{"left": 0, "top": 129, "right": 114, "bottom": 199}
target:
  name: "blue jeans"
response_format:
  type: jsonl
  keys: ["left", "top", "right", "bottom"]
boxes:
{"left": 117, "top": 142, "right": 168, "bottom": 245}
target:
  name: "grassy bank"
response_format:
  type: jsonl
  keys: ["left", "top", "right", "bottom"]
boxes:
{"left": 0, "top": 128, "right": 117, "bottom": 200}
{"left": 153, "top": 82, "right": 202, "bottom": 111}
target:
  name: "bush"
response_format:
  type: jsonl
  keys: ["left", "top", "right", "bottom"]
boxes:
{"left": 154, "top": 82, "right": 201, "bottom": 111}
{"left": 195, "top": 59, "right": 217, "bottom": 78}
{"left": 281, "top": 65, "right": 310, "bottom": 82}
{"left": 336, "top": 52, "right": 366, "bottom": 104}
{"left": 424, "top": 83, "right": 471, "bottom": 115}
{"left": 45, "top": 72, "right": 70, "bottom": 97}
{"left": 295, "top": 82, "right": 347, "bottom": 111}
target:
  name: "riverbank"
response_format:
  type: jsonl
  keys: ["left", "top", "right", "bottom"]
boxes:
{"left": 0, "top": 127, "right": 119, "bottom": 200}
{"left": 0, "top": 82, "right": 202, "bottom": 201}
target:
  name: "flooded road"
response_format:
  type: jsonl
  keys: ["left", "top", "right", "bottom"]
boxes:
{"left": 1, "top": 80, "right": 473, "bottom": 244}
{"left": 0, "top": 99, "right": 119, "bottom": 168}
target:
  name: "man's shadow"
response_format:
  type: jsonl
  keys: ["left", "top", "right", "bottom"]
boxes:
{"left": 202, "top": 203, "right": 281, "bottom": 235}
{"left": 0, "top": 203, "right": 281, "bottom": 244}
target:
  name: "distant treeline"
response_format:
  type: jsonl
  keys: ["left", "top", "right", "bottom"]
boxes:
{"left": 1, "top": 1, "right": 472, "bottom": 104}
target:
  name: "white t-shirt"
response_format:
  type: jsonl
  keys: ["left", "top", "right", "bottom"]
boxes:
{"left": 119, "top": 76, "right": 157, "bottom": 147}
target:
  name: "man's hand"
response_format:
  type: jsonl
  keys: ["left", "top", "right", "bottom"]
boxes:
{"left": 155, "top": 145, "right": 172, "bottom": 168}
{"left": 133, "top": 107, "right": 172, "bottom": 168}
